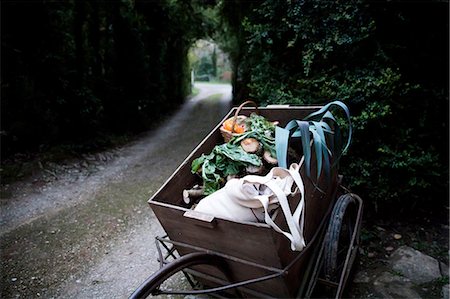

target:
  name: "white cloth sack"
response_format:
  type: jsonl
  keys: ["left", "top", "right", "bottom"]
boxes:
{"left": 194, "top": 163, "right": 306, "bottom": 251}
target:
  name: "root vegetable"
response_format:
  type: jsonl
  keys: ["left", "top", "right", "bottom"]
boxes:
{"left": 183, "top": 188, "right": 204, "bottom": 204}
{"left": 263, "top": 150, "right": 278, "bottom": 165}
{"left": 240, "top": 138, "right": 261, "bottom": 153}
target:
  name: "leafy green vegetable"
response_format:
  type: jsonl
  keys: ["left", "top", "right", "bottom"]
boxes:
{"left": 215, "top": 143, "right": 262, "bottom": 166}
{"left": 230, "top": 113, "right": 277, "bottom": 158}
{"left": 275, "top": 101, "right": 352, "bottom": 183}
{"left": 192, "top": 143, "right": 262, "bottom": 195}
{"left": 191, "top": 113, "right": 276, "bottom": 195}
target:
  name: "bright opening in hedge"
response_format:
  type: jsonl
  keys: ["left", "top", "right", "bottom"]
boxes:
{"left": 188, "top": 39, "right": 232, "bottom": 84}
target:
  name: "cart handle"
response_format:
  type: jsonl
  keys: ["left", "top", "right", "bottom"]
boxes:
{"left": 129, "top": 252, "right": 232, "bottom": 299}
{"left": 129, "top": 251, "right": 284, "bottom": 299}
{"left": 183, "top": 210, "right": 216, "bottom": 228}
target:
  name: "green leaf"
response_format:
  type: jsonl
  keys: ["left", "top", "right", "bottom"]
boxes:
{"left": 297, "top": 120, "right": 312, "bottom": 178}
{"left": 275, "top": 126, "right": 291, "bottom": 168}
{"left": 305, "top": 100, "right": 352, "bottom": 154}
{"left": 191, "top": 152, "right": 214, "bottom": 173}
{"left": 214, "top": 143, "right": 261, "bottom": 166}
{"left": 274, "top": 100, "right": 352, "bottom": 185}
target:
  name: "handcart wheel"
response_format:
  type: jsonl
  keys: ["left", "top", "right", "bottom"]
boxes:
{"left": 129, "top": 252, "right": 233, "bottom": 299}
{"left": 323, "top": 193, "right": 359, "bottom": 283}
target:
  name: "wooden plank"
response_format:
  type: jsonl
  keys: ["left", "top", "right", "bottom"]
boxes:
{"left": 271, "top": 143, "right": 338, "bottom": 295}
{"left": 150, "top": 203, "right": 282, "bottom": 268}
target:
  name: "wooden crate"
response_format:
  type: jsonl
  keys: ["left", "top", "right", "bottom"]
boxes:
{"left": 149, "top": 106, "right": 338, "bottom": 297}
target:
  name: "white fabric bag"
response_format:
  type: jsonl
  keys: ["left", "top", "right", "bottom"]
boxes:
{"left": 194, "top": 162, "right": 306, "bottom": 251}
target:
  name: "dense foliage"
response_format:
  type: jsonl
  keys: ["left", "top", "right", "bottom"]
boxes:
{"left": 1, "top": 0, "right": 212, "bottom": 157}
{"left": 217, "top": 0, "right": 448, "bottom": 217}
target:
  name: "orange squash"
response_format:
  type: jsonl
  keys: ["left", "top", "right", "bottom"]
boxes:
{"left": 222, "top": 116, "right": 247, "bottom": 134}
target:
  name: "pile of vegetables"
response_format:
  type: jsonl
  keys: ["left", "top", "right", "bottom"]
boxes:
{"left": 191, "top": 101, "right": 352, "bottom": 196}
{"left": 192, "top": 113, "right": 278, "bottom": 195}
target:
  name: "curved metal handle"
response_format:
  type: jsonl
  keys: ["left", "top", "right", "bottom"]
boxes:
{"left": 129, "top": 252, "right": 231, "bottom": 299}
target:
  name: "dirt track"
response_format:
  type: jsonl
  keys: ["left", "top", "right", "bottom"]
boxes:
{"left": 0, "top": 83, "right": 232, "bottom": 298}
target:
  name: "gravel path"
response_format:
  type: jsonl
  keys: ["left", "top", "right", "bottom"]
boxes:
{"left": 0, "top": 83, "right": 232, "bottom": 299}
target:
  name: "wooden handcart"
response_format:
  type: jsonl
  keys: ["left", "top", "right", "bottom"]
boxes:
{"left": 130, "top": 105, "right": 363, "bottom": 298}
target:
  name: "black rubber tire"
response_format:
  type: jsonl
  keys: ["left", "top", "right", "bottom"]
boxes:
{"left": 323, "top": 193, "right": 358, "bottom": 282}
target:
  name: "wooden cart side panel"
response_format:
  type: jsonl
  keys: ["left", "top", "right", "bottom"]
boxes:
{"left": 268, "top": 139, "right": 336, "bottom": 255}
{"left": 279, "top": 170, "right": 338, "bottom": 295}
{"left": 268, "top": 141, "right": 339, "bottom": 295}
{"left": 152, "top": 131, "right": 222, "bottom": 207}
{"left": 150, "top": 202, "right": 284, "bottom": 269}
{"left": 150, "top": 106, "right": 235, "bottom": 206}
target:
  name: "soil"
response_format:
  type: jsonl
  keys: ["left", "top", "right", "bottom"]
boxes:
{"left": 1, "top": 82, "right": 448, "bottom": 299}
{"left": 348, "top": 218, "right": 449, "bottom": 299}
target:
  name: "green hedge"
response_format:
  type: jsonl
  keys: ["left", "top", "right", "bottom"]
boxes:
{"left": 1, "top": 0, "right": 207, "bottom": 156}
{"left": 219, "top": 0, "right": 448, "bottom": 217}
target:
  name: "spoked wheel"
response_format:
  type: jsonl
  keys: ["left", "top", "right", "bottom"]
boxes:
{"left": 323, "top": 193, "right": 361, "bottom": 285}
